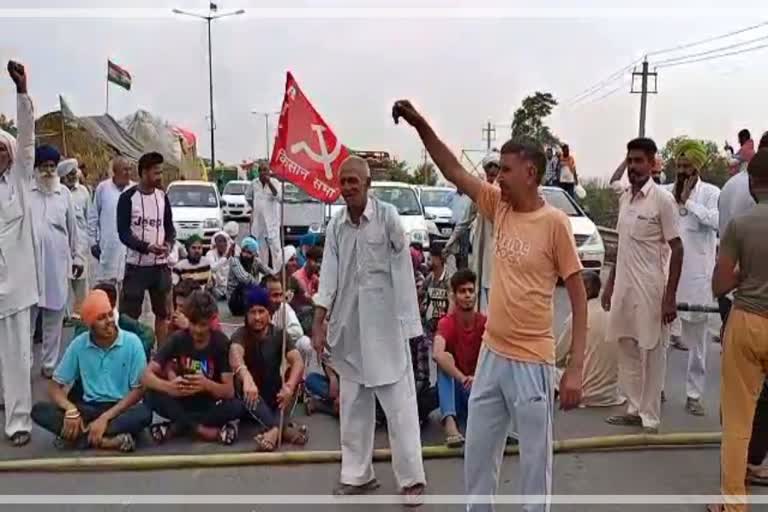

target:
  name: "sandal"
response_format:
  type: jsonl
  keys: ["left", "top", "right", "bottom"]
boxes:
{"left": 284, "top": 422, "right": 309, "bottom": 446}
{"left": 605, "top": 414, "right": 642, "bottom": 427}
{"left": 333, "top": 479, "right": 381, "bottom": 496}
{"left": 10, "top": 431, "right": 30, "bottom": 447}
{"left": 445, "top": 434, "right": 465, "bottom": 448}
{"left": 402, "top": 483, "right": 426, "bottom": 508}
{"left": 150, "top": 422, "right": 172, "bottom": 444}
{"left": 253, "top": 432, "right": 276, "bottom": 452}
{"left": 116, "top": 433, "right": 136, "bottom": 453}
{"left": 219, "top": 423, "right": 238, "bottom": 446}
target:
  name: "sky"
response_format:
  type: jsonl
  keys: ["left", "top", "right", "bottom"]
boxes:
{"left": 2, "top": 0, "right": 768, "bottom": 181}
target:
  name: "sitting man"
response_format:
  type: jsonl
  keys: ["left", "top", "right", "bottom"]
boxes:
{"left": 229, "top": 286, "right": 307, "bottom": 452}
{"left": 292, "top": 245, "right": 322, "bottom": 299}
{"left": 433, "top": 269, "right": 486, "bottom": 447}
{"left": 73, "top": 282, "right": 155, "bottom": 361}
{"left": 142, "top": 290, "right": 242, "bottom": 445}
{"left": 170, "top": 278, "right": 221, "bottom": 333}
{"left": 304, "top": 350, "right": 340, "bottom": 417}
{"left": 263, "top": 274, "right": 313, "bottom": 368}
{"left": 31, "top": 290, "right": 152, "bottom": 452}
{"left": 228, "top": 237, "right": 273, "bottom": 316}
{"left": 296, "top": 232, "right": 320, "bottom": 268}
{"left": 207, "top": 232, "right": 235, "bottom": 300}
{"left": 556, "top": 271, "right": 624, "bottom": 407}
{"left": 173, "top": 234, "right": 212, "bottom": 288}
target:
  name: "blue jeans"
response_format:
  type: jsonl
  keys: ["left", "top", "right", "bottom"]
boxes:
{"left": 437, "top": 368, "right": 470, "bottom": 427}
{"left": 305, "top": 372, "right": 337, "bottom": 416}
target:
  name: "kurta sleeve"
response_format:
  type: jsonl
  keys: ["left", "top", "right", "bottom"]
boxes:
{"left": 87, "top": 185, "right": 101, "bottom": 246}
{"left": 315, "top": 217, "right": 339, "bottom": 312}
{"left": 685, "top": 187, "right": 720, "bottom": 232}
{"left": 13, "top": 94, "right": 35, "bottom": 183}
{"left": 66, "top": 192, "right": 84, "bottom": 267}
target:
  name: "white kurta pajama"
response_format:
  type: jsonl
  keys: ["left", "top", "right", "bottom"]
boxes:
{"left": 665, "top": 180, "right": 720, "bottom": 401}
{"left": 29, "top": 181, "right": 82, "bottom": 373}
{"left": 316, "top": 197, "right": 426, "bottom": 489}
{"left": 68, "top": 182, "right": 91, "bottom": 316}
{"left": 88, "top": 178, "right": 134, "bottom": 286}
{"left": 246, "top": 178, "right": 282, "bottom": 271}
{"left": 0, "top": 94, "right": 37, "bottom": 437}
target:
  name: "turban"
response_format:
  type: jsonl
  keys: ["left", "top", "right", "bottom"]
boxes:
{"left": 0, "top": 129, "right": 17, "bottom": 169}
{"left": 298, "top": 233, "right": 319, "bottom": 247}
{"left": 185, "top": 234, "right": 203, "bottom": 246}
{"left": 56, "top": 158, "right": 79, "bottom": 177}
{"left": 283, "top": 245, "right": 297, "bottom": 263}
{"left": 81, "top": 290, "right": 113, "bottom": 327}
{"left": 212, "top": 230, "right": 229, "bottom": 244}
{"left": 675, "top": 139, "right": 708, "bottom": 171}
{"left": 224, "top": 221, "right": 239, "bottom": 238}
{"left": 245, "top": 285, "right": 271, "bottom": 311}
{"left": 241, "top": 236, "right": 259, "bottom": 253}
{"left": 34, "top": 145, "right": 61, "bottom": 168}
{"left": 481, "top": 152, "right": 500, "bottom": 169}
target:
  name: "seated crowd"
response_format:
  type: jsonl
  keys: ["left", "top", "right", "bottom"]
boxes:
{"left": 32, "top": 233, "right": 620, "bottom": 452}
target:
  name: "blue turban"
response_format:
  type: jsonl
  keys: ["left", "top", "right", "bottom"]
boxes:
{"left": 34, "top": 145, "right": 61, "bottom": 168}
{"left": 240, "top": 236, "right": 259, "bottom": 253}
{"left": 245, "top": 285, "right": 271, "bottom": 311}
{"left": 299, "top": 233, "right": 319, "bottom": 247}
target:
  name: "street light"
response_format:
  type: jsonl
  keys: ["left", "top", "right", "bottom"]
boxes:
{"left": 251, "top": 110, "right": 280, "bottom": 160}
{"left": 172, "top": 4, "right": 245, "bottom": 174}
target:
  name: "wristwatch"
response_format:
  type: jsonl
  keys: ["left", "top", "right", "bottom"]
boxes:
{"left": 679, "top": 206, "right": 689, "bottom": 217}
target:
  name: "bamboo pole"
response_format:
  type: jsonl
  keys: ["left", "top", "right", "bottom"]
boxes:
{"left": 0, "top": 432, "right": 720, "bottom": 473}
{"left": 277, "top": 178, "right": 287, "bottom": 448}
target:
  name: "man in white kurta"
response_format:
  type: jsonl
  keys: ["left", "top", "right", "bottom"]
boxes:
{"left": 245, "top": 165, "right": 282, "bottom": 271}
{"left": 88, "top": 157, "right": 134, "bottom": 292}
{"left": 59, "top": 158, "right": 91, "bottom": 318}
{"left": 29, "top": 145, "right": 84, "bottom": 378}
{"left": 312, "top": 156, "right": 426, "bottom": 498}
{"left": 664, "top": 140, "right": 720, "bottom": 416}
{"left": 0, "top": 61, "right": 36, "bottom": 445}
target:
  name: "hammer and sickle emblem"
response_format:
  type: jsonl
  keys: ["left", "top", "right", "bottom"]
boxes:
{"left": 290, "top": 124, "right": 342, "bottom": 180}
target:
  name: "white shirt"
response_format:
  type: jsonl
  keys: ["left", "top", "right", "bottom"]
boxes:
{"left": 69, "top": 183, "right": 91, "bottom": 280}
{"left": 0, "top": 94, "right": 38, "bottom": 318}
{"left": 316, "top": 197, "right": 422, "bottom": 387}
{"left": 206, "top": 248, "right": 231, "bottom": 297}
{"left": 88, "top": 178, "right": 134, "bottom": 282}
{"left": 246, "top": 178, "right": 282, "bottom": 239}
{"left": 664, "top": 180, "right": 720, "bottom": 319}
{"left": 271, "top": 302, "right": 304, "bottom": 345}
{"left": 718, "top": 170, "right": 755, "bottom": 235}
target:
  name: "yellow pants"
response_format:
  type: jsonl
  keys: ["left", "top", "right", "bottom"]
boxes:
{"left": 721, "top": 308, "right": 768, "bottom": 511}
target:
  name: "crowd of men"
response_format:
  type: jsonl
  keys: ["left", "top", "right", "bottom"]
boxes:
{"left": 1, "top": 60, "right": 768, "bottom": 511}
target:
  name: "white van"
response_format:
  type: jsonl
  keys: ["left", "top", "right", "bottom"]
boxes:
{"left": 166, "top": 180, "right": 224, "bottom": 248}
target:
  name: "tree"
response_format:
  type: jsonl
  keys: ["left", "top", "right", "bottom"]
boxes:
{"left": 660, "top": 135, "right": 730, "bottom": 189}
{"left": 383, "top": 158, "right": 413, "bottom": 183}
{"left": 0, "top": 113, "right": 17, "bottom": 137}
{"left": 412, "top": 162, "right": 438, "bottom": 186}
{"left": 510, "top": 92, "right": 560, "bottom": 147}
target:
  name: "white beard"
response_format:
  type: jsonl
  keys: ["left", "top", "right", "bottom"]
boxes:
{"left": 36, "top": 174, "right": 60, "bottom": 195}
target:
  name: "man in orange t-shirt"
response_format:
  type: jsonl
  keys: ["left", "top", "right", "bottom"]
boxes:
{"left": 394, "top": 100, "right": 587, "bottom": 512}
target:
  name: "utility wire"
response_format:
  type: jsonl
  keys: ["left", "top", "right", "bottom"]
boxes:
{"left": 654, "top": 32, "right": 768, "bottom": 66}
{"left": 566, "top": 59, "right": 640, "bottom": 106}
{"left": 657, "top": 41, "right": 768, "bottom": 69}
{"left": 647, "top": 20, "right": 768, "bottom": 57}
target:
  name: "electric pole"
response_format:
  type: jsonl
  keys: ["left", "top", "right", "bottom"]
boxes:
{"left": 631, "top": 59, "right": 658, "bottom": 138}
{"left": 482, "top": 121, "right": 496, "bottom": 150}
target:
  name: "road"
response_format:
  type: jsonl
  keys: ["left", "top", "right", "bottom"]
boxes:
{"left": 0, "top": 225, "right": 758, "bottom": 511}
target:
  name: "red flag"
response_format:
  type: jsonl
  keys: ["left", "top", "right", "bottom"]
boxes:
{"left": 270, "top": 72, "right": 348, "bottom": 203}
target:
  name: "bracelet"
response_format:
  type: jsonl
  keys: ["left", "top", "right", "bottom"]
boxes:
{"left": 64, "top": 409, "right": 80, "bottom": 419}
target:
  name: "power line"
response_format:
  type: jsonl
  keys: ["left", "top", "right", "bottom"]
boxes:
{"left": 654, "top": 32, "right": 768, "bottom": 66}
{"left": 579, "top": 84, "right": 624, "bottom": 106}
{"left": 657, "top": 41, "right": 768, "bottom": 69}
{"left": 565, "top": 58, "right": 641, "bottom": 106}
{"left": 647, "top": 20, "right": 768, "bottom": 57}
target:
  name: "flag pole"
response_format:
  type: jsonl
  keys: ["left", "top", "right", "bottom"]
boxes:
{"left": 105, "top": 63, "right": 110, "bottom": 115}
{"left": 59, "top": 101, "right": 68, "bottom": 156}
{"left": 278, "top": 177, "right": 287, "bottom": 448}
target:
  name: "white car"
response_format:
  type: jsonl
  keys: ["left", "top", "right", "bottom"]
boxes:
{"left": 221, "top": 180, "right": 252, "bottom": 221}
{"left": 166, "top": 180, "right": 224, "bottom": 248}
{"left": 418, "top": 185, "right": 457, "bottom": 239}
{"left": 540, "top": 186, "right": 605, "bottom": 273}
{"left": 326, "top": 181, "right": 432, "bottom": 248}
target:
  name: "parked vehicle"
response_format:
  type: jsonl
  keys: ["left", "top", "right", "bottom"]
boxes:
{"left": 221, "top": 180, "right": 252, "bottom": 221}
{"left": 281, "top": 181, "right": 325, "bottom": 245}
{"left": 166, "top": 180, "right": 223, "bottom": 248}
{"left": 541, "top": 186, "right": 605, "bottom": 272}
{"left": 418, "top": 185, "right": 456, "bottom": 240}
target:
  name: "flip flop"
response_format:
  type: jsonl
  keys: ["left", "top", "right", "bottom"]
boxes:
{"left": 445, "top": 434, "right": 465, "bottom": 448}
{"left": 219, "top": 423, "right": 238, "bottom": 446}
{"left": 149, "top": 422, "right": 172, "bottom": 444}
{"left": 253, "top": 433, "right": 276, "bottom": 452}
{"left": 284, "top": 422, "right": 309, "bottom": 446}
{"left": 333, "top": 479, "right": 381, "bottom": 496}
{"left": 402, "top": 483, "right": 426, "bottom": 508}
{"left": 116, "top": 433, "right": 136, "bottom": 453}
{"left": 605, "top": 414, "right": 642, "bottom": 427}
{"left": 10, "top": 431, "right": 30, "bottom": 447}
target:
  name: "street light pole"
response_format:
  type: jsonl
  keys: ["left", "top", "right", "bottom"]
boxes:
{"left": 172, "top": 5, "right": 245, "bottom": 174}
{"left": 252, "top": 111, "right": 280, "bottom": 160}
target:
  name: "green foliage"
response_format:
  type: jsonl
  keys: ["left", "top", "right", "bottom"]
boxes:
{"left": 382, "top": 158, "right": 414, "bottom": 183}
{"left": 579, "top": 179, "right": 619, "bottom": 229}
{"left": 412, "top": 162, "right": 438, "bottom": 186}
{"left": 510, "top": 92, "right": 561, "bottom": 147}
{"left": 0, "top": 113, "right": 17, "bottom": 137}
{"left": 660, "top": 135, "right": 730, "bottom": 189}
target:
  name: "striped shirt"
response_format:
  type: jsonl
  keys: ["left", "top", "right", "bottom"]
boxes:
{"left": 173, "top": 258, "right": 212, "bottom": 287}
{"left": 117, "top": 185, "right": 175, "bottom": 267}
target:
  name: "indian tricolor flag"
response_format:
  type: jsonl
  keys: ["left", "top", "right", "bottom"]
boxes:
{"left": 107, "top": 60, "right": 132, "bottom": 91}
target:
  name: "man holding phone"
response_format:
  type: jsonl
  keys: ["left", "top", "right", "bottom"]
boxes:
{"left": 245, "top": 163, "right": 282, "bottom": 270}
{"left": 117, "top": 152, "right": 175, "bottom": 345}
